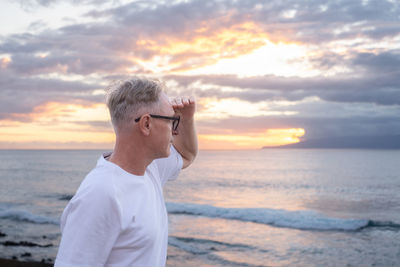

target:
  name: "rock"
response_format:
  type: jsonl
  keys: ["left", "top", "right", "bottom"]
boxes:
{"left": 2, "top": 240, "right": 52, "bottom": 247}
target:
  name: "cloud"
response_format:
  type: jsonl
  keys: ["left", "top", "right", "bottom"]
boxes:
{"left": 166, "top": 66, "right": 400, "bottom": 106}
{"left": 0, "top": 69, "right": 102, "bottom": 118}
{"left": 6, "top": 51, "right": 135, "bottom": 75}
{"left": 3, "top": 0, "right": 400, "bottom": 76}
{"left": 0, "top": 140, "right": 113, "bottom": 149}
{"left": 197, "top": 114, "right": 400, "bottom": 140}
{"left": 70, "top": 120, "right": 113, "bottom": 132}
{"left": 252, "top": 0, "right": 400, "bottom": 43}
{"left": 1, "top": 0, "right": 400, "bottom": 145}
{"left": 16, "top": 0, "right": 111, "bottom": 9}
{"left": 352, "top": 50, "right": 400, "bottom": 73}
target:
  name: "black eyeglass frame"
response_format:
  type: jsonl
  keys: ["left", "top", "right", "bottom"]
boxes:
{"left": 134, "top": 114, "right": 180, "bottom": 131}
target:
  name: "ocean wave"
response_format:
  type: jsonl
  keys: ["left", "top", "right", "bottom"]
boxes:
{"left": 166, "top": 202, "right": 400, "bottom": 231}
{"left": 168, "top": 236, "right": 265, "bottom": 267}
{"left": 364, "top": 220, "right": 400, "bottom": 229}
{"left": 169, "top": 236, "right": 257, "bottom": 255}
{"left": 0, "top": 208, "right": 59, "bottom": 225}
{"left": 58, "top": 194, "right": 74, "bottom": 201}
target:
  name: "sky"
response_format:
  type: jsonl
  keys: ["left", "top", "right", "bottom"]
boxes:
{"left": 0, "top": 0, "right": 399, "bottom": 150}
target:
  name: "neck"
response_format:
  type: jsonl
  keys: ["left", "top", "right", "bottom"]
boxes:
{"left": 108, "top": 137, "right": 152, "bottom": 176}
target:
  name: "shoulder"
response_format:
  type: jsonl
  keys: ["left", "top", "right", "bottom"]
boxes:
{"left": 60, "top": 162, "right": 123, "bottom": 232}
{"left": 73, "top": 163, "right": 117, "bottom": 205}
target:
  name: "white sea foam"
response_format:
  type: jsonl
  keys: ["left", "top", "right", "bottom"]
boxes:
{"left": 166, "top": 202, "right": 370, "bottom": 231}
{"left": 0, "top": 207, "right": 59, "bottom": 225}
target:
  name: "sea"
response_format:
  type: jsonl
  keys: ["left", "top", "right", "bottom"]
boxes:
{"left": 0, "top": 149, "right": 399, "bottom": 266}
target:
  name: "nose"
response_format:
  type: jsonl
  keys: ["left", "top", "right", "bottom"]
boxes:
{"left": 172, "top": 129, "right": 179, "bottom": 136}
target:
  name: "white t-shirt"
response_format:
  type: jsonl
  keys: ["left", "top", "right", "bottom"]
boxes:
{"left": 55, "top": 146, "right": 182, "bottom": 267}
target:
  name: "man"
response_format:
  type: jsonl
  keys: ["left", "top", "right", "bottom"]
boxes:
{"left": 55, "top": 77, "right": 198, "bottom": 267}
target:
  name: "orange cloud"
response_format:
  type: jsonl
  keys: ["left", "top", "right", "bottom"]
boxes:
{"left": 134, "top": 21, "right": 271, "bottom": 72}
{"left": 0, "top": 101, "right": 114, "bottom": 148}
{"left": 3, "top": 101, "right": 108, "bottom": 123}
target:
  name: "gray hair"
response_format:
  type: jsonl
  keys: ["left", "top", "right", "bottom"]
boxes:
{"left": 106, "top": 77, "right": 164, "bottom": 130}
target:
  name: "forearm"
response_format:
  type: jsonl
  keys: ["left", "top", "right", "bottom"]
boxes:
{"left": 173, "top": 117, "right": 198, "bottom": 168}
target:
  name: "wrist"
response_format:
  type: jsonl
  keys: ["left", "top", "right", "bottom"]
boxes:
{"left": 181, "top": 117, "right": 195, "bottom": 125}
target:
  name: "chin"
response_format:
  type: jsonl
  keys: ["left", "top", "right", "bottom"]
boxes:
{"left": 156, "top": 144, "right": 171, "bottom": 159}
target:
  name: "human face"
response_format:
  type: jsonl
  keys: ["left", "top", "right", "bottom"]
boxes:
{"left": 151, "top": 93, "right": 177, "bottom": 158}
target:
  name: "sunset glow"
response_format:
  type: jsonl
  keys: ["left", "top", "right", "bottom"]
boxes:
{"left": 197, "top": 97, "right": 298, "bottom": 120}
{"left": 199, "top": 128, "right": 305, "bottom": 150}
{"left": 1, "top": 0, "right": 399, "bottom": 149}
{"left": 185, "top": 40, "right": 318, "bottom": 77}
{"left": 0, "top": 102, "right": 114, "bottom": 149}
{"left": 134, "top": 21, "right": 269, "bottom": 73}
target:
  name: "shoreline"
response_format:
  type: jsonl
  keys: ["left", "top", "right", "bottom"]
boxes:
{"left": 0, "top": 258, "right": 53, "bottom": 267}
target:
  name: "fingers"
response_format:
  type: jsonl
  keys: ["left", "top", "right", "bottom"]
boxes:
{"left": 182, "top": 98, "right": 189, "bottom": 105}
{"left": 170, "top": 96, "right": 196, "bottom": 119}
{"left": 172, "top": 97, "right": 183, "bottom": 107}
{"left": 170, "top": 96, "right": 195, "bottom": 108}
{"left": 169, "top": 97, "right": 181, "bottom": 108}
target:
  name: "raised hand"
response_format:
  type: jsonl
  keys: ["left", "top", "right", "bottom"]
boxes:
{"left": 170, "top": 96, "right": 196, "bottom": 121}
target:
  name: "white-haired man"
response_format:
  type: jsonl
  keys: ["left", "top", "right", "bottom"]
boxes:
{"left": 55, "top": 77, "right": 198, "bottom": 267}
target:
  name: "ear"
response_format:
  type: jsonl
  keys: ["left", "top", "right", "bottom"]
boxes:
{"left": 138, "top": 115, "right": 151, "bottom": 136}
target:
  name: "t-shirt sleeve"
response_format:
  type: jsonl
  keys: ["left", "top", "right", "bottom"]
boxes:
{"left": 55, "top": 183, "right": 122, "bottom": 267}
{"left": 154, "top": 145, "right": 183, "bottom": 186}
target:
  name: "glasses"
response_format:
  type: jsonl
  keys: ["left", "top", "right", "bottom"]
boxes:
{"left": 134, "top": 114, "right": 180, "bottom": 131}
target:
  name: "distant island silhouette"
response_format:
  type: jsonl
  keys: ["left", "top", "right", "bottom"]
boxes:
{"left": 263, "top": 135, "right": 400, "bottom": 149}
